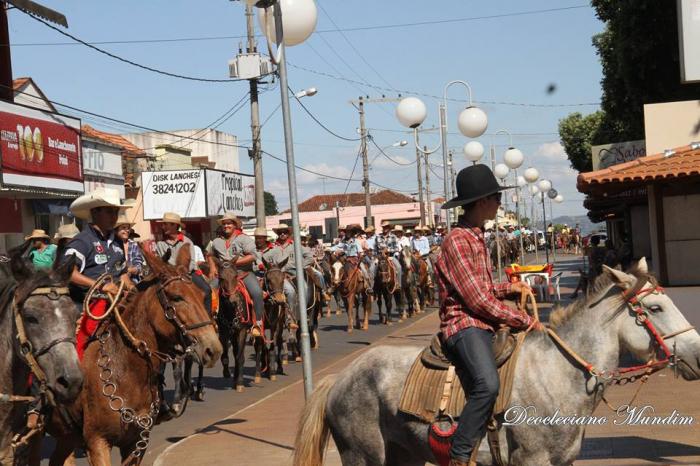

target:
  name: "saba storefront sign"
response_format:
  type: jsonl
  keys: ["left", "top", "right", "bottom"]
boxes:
{"left": 142, "top": 168, "right": 254, "bottom": 220}
{"left": 0, "top": 100, "right": 83, "bottom": 193}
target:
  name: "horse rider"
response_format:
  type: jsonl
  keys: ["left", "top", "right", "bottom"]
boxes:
{"left": 253, "top": 226, "right": 274, "bottom": 275}
{"left": 339, "top": 224, "right": 373, "bottom": 294}
{"left": 61, "top": 187, "right": 132, "bottom": 357}
{"left": 376, "top": 221, "right": 403, "bottom": 290}
{"left": 54, "top": 223, "right": 80, "bottom": 259}
{"left": 434, "top": 224, "right": 445, "bottom": 246}
{"left": 362, "top": 225, "right": 378, "bottom": 289}
{"left": 394, "top": 224, "right": 411, "bottom": 252}
{"left": 411, "top": 225, "right": 434, "bottom": 282}
{"left": 115, "top": 212, "right": 144, "bottom": 284}
{"left": 298, "top": 228, "right": 331, "bottom": 302}
{"left": 436, "top": 165, "right": 539, "bottom": 466}
{"left": 25, "top": 229, "right": 56, "bottom": 270}
{"left": 268, "top": 223, "right": 304, "bottom": 329}
{"left": 205, "top": 213, "right": 265, "bottom": 337}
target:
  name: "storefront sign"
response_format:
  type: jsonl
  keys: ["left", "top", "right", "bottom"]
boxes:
{"left": 142, "top": 170, "right": 207, "bottom": 219}
{"left": 82, "top": 147, "right": 123, "bottom": 178}
{"left": 0, "top": 100, "right": 83, "bottom": 192}
{"left": 205, "top": 169, "right": 255, "bottom": 217}
{"left": 84, "top": 177, "right": 126, "bottom": 199}
{"left": 591, "top": 140, "right": 646, "bottom": 171}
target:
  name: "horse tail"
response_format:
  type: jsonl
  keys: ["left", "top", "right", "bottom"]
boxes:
{"left": 293, "top": 374, "right": 337, "bottom": 466}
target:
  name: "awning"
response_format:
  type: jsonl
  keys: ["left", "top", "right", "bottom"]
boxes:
{"left": 31, "top": 199, "right": 72, "bottom": 215}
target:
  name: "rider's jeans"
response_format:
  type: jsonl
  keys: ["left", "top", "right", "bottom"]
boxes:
{"left": 283, "top": 279, "right": 298, "bottom": 320}
{"left": 241, "top": 272, "right": 264, "bottom": 323}
{"left": 191, "top": 272, "right": 212, "bottom": 316}
{"left": 311, "top": 268, "right": 326, "bottom": 289}
{"left": 444, "top": 327, "right": 499, "bottom": 462}
{"left": 390, "top": 256, "right": 402, "bottom": 288}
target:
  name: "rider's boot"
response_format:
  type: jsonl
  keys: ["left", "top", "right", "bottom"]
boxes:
{"left": 251, "top": 320, "right": 263, "bottom": 338}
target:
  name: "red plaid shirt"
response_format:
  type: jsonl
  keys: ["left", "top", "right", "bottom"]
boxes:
{"left": 435, "top": 224, "right": 532, "bottom": 341}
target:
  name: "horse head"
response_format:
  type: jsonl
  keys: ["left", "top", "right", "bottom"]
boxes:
{"left": 331, "top": 260, "right": 344, "bottom": 288}
{"left": 262, "top": 256, "right": 287, "bottom": 304}
{"left": 141, "top": 246, "right": 222, "bottom": 368}
{"left": 214, "top": 254, "right": 242, "bottom": 304}
{"left": 603, "top": 258, "right": 700, "bottom": 381}
{"left": 8, "top": 245, "right": 83, "bottom": 403}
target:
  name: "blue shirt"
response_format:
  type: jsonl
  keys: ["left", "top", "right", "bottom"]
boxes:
{"left": 412, "top": 236, "right": 430, "bottom": 256}
{"left": 345, "top": 238, "right": 361, "bottom": 257}
{"left": 365, "top": 235, "right": 377, "bottom": 252}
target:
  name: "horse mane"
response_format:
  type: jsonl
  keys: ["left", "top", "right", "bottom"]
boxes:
{"left": 549, "top": 263, "right": 657, "bottom": 329}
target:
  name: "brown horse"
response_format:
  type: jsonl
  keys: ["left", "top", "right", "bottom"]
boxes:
{"left": 257, "top": 257, "right": 289, "bottom": 380}
{"left": 332, "top": 259, "right": 372, "bottom": 332}
{"left": 42, "top": 246, "right": 222, "bottom": 465}
{"left": 374, "top": 254, "right": 402, "bottom": 324}
{"left": 413, "top": 253, "right": 434, "bottom": 309}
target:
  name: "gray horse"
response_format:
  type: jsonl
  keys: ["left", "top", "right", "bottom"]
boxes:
{"left": 0, "top": 248, "right": 83, "bottom": 465}
{"left": 294, "top": 258, "right": 700, "bottom": 466}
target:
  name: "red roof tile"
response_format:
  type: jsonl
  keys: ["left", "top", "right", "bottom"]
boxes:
{"left": 577, "top": 144, "right": 700, "bottom": 193}
{"left": 12, "top": 77, "right": 30, "bottom": 91}
{"left": 292, "top": 190, "right": 415, "bottom": 213}
{"left": 81, "top": 124, "right": 146, "bottom": 157}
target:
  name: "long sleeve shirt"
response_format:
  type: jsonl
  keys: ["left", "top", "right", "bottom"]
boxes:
{"left": 412, "top": 236, "right": 430, "bottom": 256}
{"left": 435, "top": 224, "right": 532, "bottom": 340}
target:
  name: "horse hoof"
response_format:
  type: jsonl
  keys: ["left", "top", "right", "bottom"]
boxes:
{"left": 295, "top": 356, "right": 302, "bottom": 362}
{"left": 236, "top": 385, "right": 244, "bottom": 393}
{"left": 171, "top": 403, "right": 182, "bottom": 416}
{"left": 335, "top": 310, "right": 342, "bottom": 316}
{"left": 194, "top": 390, "right": 205, "bottom": 402}
{"left": 270, "top": 374, "right": 277, "bottom": 381}
{"left": 254, "top": 376, "right": 261, "bottom": 384}
{"left": 223, "top": 368, "right": 231, "bottom": 379}
{"left": 282, "top": 358, "right": 288, "bottom": 366}
{"left": 347, "top": 327, "right": 353, "bottom": 333}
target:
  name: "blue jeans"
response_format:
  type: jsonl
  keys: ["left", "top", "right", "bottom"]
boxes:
{"left": 444, "top": 327, "right": 499, "bottom": 462}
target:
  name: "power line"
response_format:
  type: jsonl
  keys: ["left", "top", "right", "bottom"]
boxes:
{"left": 16, "top": 8, "right": 269, "bottom": 83}
{"left": 9, "top": 5, "right": 590, "bottom": 46}
{"left": 290, "top": 86, "right": 362, "bottom": 141}
{"left": 368, "top": 136, "right": 415, "bottom": 166}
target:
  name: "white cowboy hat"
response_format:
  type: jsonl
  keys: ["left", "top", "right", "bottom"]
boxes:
{"left": 217, "top": 212, "right": 242, "bottom": 226}
{"left": 25, "top": 229, "right": 50, "bottom": 241}
{"left": 392, "top": 225, "right": 404, "bottom": 232}
{"left": 70, "top": 187, "right": 130, "bottom": 221}
{"left": 156, "top": 212, "right": 184, "bottom": 227}
{"left": 253, "top": 226, "right": 269, "bottom": 237}
{"left": 272, "top": 223, "right": 291, "bottom": 233}
{"left": 115, "top": 211, "right": 135, "bottom": 228}
{"left": 53, "top": 223, "right": 80, "bottom": 241}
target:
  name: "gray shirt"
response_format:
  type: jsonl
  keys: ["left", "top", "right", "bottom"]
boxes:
{"left": 206, "top": 234, "right": 257, "bottom": 272}
{"left": 301, "top": 245, "right": 314, "bottom": 268}
{"left": 155, "top": 236, "right": 196, "bottom": 273}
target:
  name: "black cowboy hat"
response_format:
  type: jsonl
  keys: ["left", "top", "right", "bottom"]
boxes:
{"left": 441, "top": 164, "right": 512, "bottom": 209}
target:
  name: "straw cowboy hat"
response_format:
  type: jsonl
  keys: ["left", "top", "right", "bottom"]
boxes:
{"left": 365, "top": 225, "right": 376, "bottom": 233}
{"left": 217, "top": 212, "right": 242, "bottom": 226}
{"left": 70, "top": 187, "right": 131, "bottom": 221}
{"left": 156, "top": 212, "right": 184, "bottom": 227}
{"left": 253, "top": 226, "right": 269, "bottom": 237}
{"left": 272, "top": 223, "right": 291, "bottom": 233}
{"left": 346, "top": 224, "right": 364, "bottom": 233}
{"left": 115, "top": 212, "right": 135, "bottom": 228}
{"left": 25, "top": 229, "right": 50, "bottom": 241}
{"left": 53, "top": 223, "right": 80, "bottom": 241}
{"left": 380, "top": 220, "right": 393, "bottom": 228}
{"left": 441, "top": 164, "right": 512, "bottom": 210}
{"left": 392, "top": 225, "right": 404, "bottom": 233}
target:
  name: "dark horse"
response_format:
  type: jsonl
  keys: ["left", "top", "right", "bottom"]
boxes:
{"left": 42, "top": 245, "right": 222, "bottom": 465}
{"left": 0, "top": 245, "right": 83, "bottom": 465}
{"left": 374, "top": 254, "right": 402, "bottom": 324}
{"left": 400, "top": 248, "right": 420, "bottom": 318}
{"left": 256, "top": 258, "right": 289, "bottom": 380}
{"left": 331, "top": 259, "right": 372, "bottom": 332}
{"left": 215, "top": 256, "right": 265, "bottom": 392}
{"left": 414, "top": 252, "right": 434, "bottom": 310}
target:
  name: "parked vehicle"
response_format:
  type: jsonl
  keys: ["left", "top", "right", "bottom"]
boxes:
{"left": 583, "top": 231, "right": 608, "bottom": 248}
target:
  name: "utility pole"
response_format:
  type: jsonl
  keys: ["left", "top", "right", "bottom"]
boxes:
{"left": 448, "top": 149, "right": 456, "bottom": 201}
{"left": 246, "top": 4, "right": 265, "bottom": 228}
{"left": 335, "top": 200, "right": 341, "bottom": 232}
{"left": 415, "top": 133, "right": 426, "bottom": 225}
{"left": 423, "top": 147, "right": 432, "bottom": 227}
{"left": 358, "top": 97, "right": 371, "bottom": 227}
{"left": 0, "top": 2, "right": 12, "bottom": 102}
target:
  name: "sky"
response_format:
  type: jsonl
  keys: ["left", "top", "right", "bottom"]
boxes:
{"left": 7, "top": 1, "right": 605, "bottom": 219}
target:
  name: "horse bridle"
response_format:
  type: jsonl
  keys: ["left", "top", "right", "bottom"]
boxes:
{"left": 155, "top": 275, "right": 216, "bottom": 349}
{"left": 14, "top": 286, "right": 74, "bottom": 403}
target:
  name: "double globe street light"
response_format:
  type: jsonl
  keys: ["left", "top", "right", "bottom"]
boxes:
{"left": 395, "top": 82, "right": 488, "bottom": 232}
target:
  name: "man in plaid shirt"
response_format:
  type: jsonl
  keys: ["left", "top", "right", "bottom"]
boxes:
{"left": 436, "top": 165, "right": 539, "bottom": 466}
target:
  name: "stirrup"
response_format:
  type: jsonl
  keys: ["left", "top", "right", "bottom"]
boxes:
{"left": 250, "top": 325, "right": 262, "bottom": 338}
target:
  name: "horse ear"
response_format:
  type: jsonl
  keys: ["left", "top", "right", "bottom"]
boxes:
{"left": 603, "top": 265, "right": 634, "bottom": 289}
{"left": 175, "top": 244, "right": 192, "bottom": 271}
{"left": 9, "top": 252, "right": 33, "bottom": 283}
{"left": 636, "top": 257, "right": 648, "bottom": 274}
{"left": 52, "top": 255, "right": 76, "bottom": 283}
{"left": 141, "top": 244, "right": 167, "bottom": 276}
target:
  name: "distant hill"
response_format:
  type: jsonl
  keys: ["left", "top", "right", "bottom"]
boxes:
{"left": 550, "top": 215, "right": 605, "bottom": 235}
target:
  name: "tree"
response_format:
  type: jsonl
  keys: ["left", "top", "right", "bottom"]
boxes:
{"left": 559, "top": 1, "right": 700, "bottom": 172}
{"left": 559, "top": 111, "right": 605, "bottom": 172}
{"left": 264, "top": 191, "right": 278, "bottom": 215}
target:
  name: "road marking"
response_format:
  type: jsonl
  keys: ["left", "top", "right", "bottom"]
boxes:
{"left": 153, "top": 310, "right": 437, "bottom": 466}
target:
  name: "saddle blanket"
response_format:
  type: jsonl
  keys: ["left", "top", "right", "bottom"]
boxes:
{"left": 398, "top": 332, "right": 526, "bottom": 423}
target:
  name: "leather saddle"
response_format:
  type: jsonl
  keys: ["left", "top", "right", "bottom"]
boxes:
{"left": 420, "top": 328, "right": 516, "bottom": 370}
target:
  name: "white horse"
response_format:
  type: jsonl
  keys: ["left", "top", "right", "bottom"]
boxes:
{"left": 293, "top": 259, "right": 700, "bottom": 465}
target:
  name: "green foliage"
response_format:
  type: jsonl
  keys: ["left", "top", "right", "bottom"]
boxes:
{"left": 520, "top": 217, "right": 530, "bottom": 227}
{"left": 264, "top": 191, "right": 278, "bottom": 215}
{"left": 559, "top": 1, "right": 700, "bottom": 172}
{"left": 558, "top": 112, "right": 605, "bottom": 172}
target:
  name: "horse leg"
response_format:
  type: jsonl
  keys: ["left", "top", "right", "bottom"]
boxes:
{"left": 220, "top": 327, "right": 231, "bottom": 379}
{"left": 195, "top": 361, "right": 205, "bottom": 401}
{"left": 233, "top": 329, "right": 246, "bottom": 392}
{"left": 47, "top": 434, "right": 78, "bottom": 466}
{"left": 362, "top": 293, "right": 371, "bottom": 330}
{"left": 84, "top": 436, "right": 112, "bottom": 466}
{"left": 346, "top": 294, "right": 354, "bottom": 333}
{"left": 254, "top": 336, "right": 264, "bottom": 383}
{"left": 171, "top": 360, "right": 186, "bottom": 416}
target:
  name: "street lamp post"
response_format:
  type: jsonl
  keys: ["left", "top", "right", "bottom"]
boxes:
{"left": 538, "top": 179, "right": 552, "bottom": 264}
{"left": 494, "top": 163, "right": 510, "bottom": 281}
{"left": 252, "top": 0, "right": 317, "bottom": 398}
{"left": 523, "top": 166, "right": 540, "bottom": 263}
{"left": 396, "top": 81, "right": 488, "bottom": 233}
{"left": 495, "top": 130, "right": 525, "bottom": 265}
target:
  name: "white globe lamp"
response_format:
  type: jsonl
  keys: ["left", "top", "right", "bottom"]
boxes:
{"left": 463, "top": 141, "right": 484, "bottom": 164}
{"left": 529, "top": 184, "right": 540, "bottom": 196}
{"left": 396, "top": 97, "right": 427, "bottom": 129}
{"left": 457, "top": 107, "right": 488, "bottom": 138}
{"left": 516, "top": 175, "right": 526, "bottom": 187}
{"left": 523, "top": 167, "right": 539, "bottom": 184}
{"left": 494, "top": 163, "right": 509, "bottom": 180}
{"left": 538, "top": 179, "right": 552, "bottom": 194}
{"left": 555, "top": 194, "right": 564, "bottom": 203}
{"left": 258, "top": 0, "right": 318, "bottom": 47}
{"left": 503, "top": 147, "right": 524, "bottom": 169}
